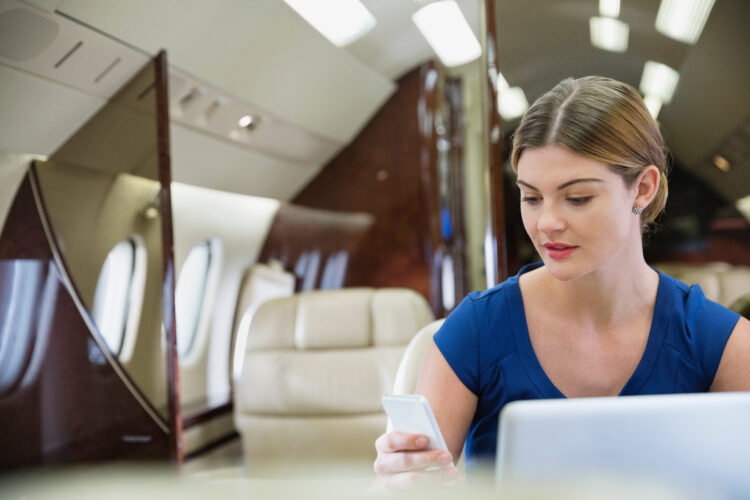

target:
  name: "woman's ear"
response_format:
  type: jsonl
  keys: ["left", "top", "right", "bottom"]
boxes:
{"left": 634, "top": 165, "right": 660, "bottom": 208}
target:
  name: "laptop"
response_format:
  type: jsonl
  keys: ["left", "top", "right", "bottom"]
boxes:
{"left": 495, "top": 392, "right": 750, "bottom": 498}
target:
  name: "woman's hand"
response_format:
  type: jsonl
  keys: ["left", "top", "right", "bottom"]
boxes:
{"left": 372, "top": 432, "right": 461, "bottom": 489}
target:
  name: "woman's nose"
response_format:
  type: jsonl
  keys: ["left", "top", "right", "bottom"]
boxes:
{"left": 537, "top": 204, "right": 566, "bottom": 234}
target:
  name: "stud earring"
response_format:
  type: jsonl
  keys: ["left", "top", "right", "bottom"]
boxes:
{"left": 632, "top": 206, "right": 643, "bottom": 215}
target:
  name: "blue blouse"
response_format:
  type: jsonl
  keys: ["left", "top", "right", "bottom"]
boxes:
{"left": 433, "top": 262, "right": 741, "bottom": 465}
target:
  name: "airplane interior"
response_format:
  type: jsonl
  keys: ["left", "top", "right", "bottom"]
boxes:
{"left": 0, "top": 0, "right": 748, "bottom": 497}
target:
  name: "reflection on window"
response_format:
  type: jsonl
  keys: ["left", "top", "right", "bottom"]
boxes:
{"left": 92, "top": 239, "right": 136, "bottom": 356}
{"left": 0, "top": 261, "right": 46, "bottom": 395}
{"left": 320, "top": 250, "right": 349, "bottom": 289}
{"left": 175, "top": 241, "right": 212, "bottom": 359}
{"left": 294, "top": 249, "right": 321, "bottom": 292}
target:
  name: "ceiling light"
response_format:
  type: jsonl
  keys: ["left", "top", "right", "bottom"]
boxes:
{"left": 283, "top": 0, "right": 376, "bottom": 47}
{"left": 736, "top": 195, "right": 750, "bottom": 223}
{"left": 497, "top": 87, "right": 529, "bottom": 121}
{"left": 496, "top": 72, "right": 510, "bottom": 92}
{"left": 643, "top": 94, "right": 663, "bottom": 119}
{"left": 590, "top": 16, "right": 629, "bottom": 52}
{"left": 412, "top": 0, "right": 481, "bottom": 67}
{"left": 238, "top": 115, "right": 259, "bottom": 130}
{"left": 712, "top": 155, "right": 730, "bottom": 172}
{"left": 655, "top": 0, "right": 716, "bottom": 44}
{"left": 599, "top": 0, "right": 620, "bottom": 18}
{"left": 640, "top": 61, "right": 679, "bottom": 104}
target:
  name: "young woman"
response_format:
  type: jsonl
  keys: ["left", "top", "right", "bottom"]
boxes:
{"left": 373, "top": 76, "right": 750, "bottom": 483}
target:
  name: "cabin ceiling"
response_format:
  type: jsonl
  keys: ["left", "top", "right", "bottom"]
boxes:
{"left": 1, "top": 0, "right": 747, "bottom": 205}
{"left": 495, "top": 0, "right": 750, "bottom": 204}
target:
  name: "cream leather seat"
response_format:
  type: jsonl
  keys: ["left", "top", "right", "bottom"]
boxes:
{"left": 653, "top": 262, "right": 750, "bottom": 309}
{"left": 234, "top": 287, "right": 433, "bottom": 475}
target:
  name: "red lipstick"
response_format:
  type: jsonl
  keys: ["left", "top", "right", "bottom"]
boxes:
{"left": 543, "top": 242, "right": 578, "bottom": 260}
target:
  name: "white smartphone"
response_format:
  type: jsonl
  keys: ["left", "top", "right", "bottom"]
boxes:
{"left": 382, "top": 393, "right": 449, "bottom": 453}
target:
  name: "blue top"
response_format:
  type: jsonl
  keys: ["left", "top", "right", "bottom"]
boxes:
{"left": 433, "top": 262, "right": 741, "bottom": 465}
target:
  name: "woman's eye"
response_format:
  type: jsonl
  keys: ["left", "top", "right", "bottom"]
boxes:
{"left": 567, "top": 196, "right": 593, "bottom": 205}
{"left": 521, "top": 196, "right": 541, "bottom": 204}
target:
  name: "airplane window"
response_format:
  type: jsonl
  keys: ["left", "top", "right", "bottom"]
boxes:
{"left": 175, "top": 241, "right": 212, "bottom": 359}
{"left": 319, "top": 250, "right": 349, "bottom": 289}
{"left": 92, "top": 239, "right": 137, "bottom": 356}
{"left": 294, "top": 249, "right": 321, "bottom": 292}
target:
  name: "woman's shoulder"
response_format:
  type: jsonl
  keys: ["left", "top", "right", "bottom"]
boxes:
{"left": 466, "top": 261, "right": 543, "bottom": 305}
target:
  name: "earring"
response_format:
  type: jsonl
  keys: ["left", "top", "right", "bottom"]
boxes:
{"left": 632, "top": 206, "right": 643, "bottom": 215}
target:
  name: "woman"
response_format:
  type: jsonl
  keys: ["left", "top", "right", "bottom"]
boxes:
{"left": 373, "top": 76, "right": 750, "bottom": 483}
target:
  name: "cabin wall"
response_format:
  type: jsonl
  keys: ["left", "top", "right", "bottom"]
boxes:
{"left": 171, "top": 183, "right": 279, "bottom": 413}
{"left": 0, "top": 153, "right": 33, "bottom": 232}
{"left": 292, "top": 65, "right": 432, "bottom": 300}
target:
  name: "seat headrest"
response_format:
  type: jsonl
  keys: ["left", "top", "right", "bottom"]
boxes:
{"left": 247, "top": 288, "right": 433, "bottom": 351}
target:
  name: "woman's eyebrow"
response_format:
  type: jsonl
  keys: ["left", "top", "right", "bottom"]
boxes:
{"left": 516, "top": 178, "right": 603, "bottom": 191}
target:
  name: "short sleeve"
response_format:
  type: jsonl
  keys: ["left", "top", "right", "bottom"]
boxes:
{"left": 433, "top": 294, "right": 481, "bottom": 395}
{"left": 684, "top": 284, "right": 741, "bottom": 383}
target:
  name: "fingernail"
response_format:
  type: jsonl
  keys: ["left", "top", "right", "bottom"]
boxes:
{"left": 439, "top": 453, "right": 452, "bottom": 464}
{"left": 415, "top": 437, "right": 428, "bottom": 448}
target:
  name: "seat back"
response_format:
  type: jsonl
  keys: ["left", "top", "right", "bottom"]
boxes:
{"left": 234, "top": 287, "right": 433, "bottom": 474}
{"left": 653, "top": 262, "right": 750, "bottom": 308}
{"left": 231, "top": 262, "right": 296, "bottom": 381}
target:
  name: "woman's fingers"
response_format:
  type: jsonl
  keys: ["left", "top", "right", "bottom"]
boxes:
{"left": 373, "top": 448, "right": 453, "bottom": 475}
{"left": 374, "top": 432, "right": 428, "bottom": 453}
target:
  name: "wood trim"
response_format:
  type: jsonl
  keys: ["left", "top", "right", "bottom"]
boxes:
{"left": 183, "top": 402, "right": 234, "bottom": 430}
{"left": 418, "top": 61, "right": 444, "bottom": 316}
{"left": 481, "top": 0, "right": 508, "bottom": 284}
{"left": 154, "top": 50, "right": 182, "bottom": 465}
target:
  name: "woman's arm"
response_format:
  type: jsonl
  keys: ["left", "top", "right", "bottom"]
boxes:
{"left": 415, "top": 341, "right": 478, "bottom": 461}
{"left": 373, "top": 340, "right": 477, "bottom": 476}
{"left": 710, "top": 316, "right": 750, "bottom": 391}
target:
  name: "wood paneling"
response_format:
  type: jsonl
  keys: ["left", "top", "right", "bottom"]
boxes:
{"left": 292, "top": 65, "right": 435, "bottom": 305}
{"left": 483, "top": 0, "right": 508, "bottom": 283}
{"left": 0, "top": 176, "right": 170, "bottom": 471}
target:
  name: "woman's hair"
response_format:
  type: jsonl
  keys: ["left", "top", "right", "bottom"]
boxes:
{"left": 511, "top": 76, "right": 669, "bottom": 226}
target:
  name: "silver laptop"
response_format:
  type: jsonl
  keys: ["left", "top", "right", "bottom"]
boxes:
{"left": 495, "top": 392, "right": 750, "bottom": 499}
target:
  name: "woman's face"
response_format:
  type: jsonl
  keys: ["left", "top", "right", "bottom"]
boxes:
{"left": 516, "top": 145, "right": 641, "bottom": 281}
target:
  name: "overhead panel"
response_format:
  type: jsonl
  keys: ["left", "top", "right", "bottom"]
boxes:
{"left": 57, "top": 0, "right": 397, "bottom": 144}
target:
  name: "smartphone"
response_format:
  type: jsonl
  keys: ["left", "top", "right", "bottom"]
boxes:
{"left": 382, "top": 394, "right": 450, "bottom": 454}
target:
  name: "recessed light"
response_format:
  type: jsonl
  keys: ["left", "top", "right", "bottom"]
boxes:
{"left": 283, "top": 0, "right": 376, "bottom": 47}
{"left": 655, "top": 0, "right": 716, "bottom": 45}
{"left": 712, "top": 155, "right": 730, "bottom": 172}
{"left": 640, "top": 61, "right": 679, "bottom": 104}
{"left": 599, "top": 0, "right": 620, "bottom": 18}
{"left": 412, "top": 0, "right": 481, "bottom": 67}
{"left": 590, "top": 16, "right": 629, "bottom": 52}
{"left": 238, "top": 115, "right": 259, "bottom": 129}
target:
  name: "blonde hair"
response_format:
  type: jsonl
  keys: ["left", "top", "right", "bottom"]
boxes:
{"left": 511, "top": 76, "right": 669, "bottom": 226}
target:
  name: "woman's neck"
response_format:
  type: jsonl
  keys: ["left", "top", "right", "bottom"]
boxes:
{"left": 538, "top": 252, "right": 659, "bottom": 333}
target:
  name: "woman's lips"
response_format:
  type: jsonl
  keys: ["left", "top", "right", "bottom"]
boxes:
{"left": 543, "top": 242, "right": 578, "bottom": 260}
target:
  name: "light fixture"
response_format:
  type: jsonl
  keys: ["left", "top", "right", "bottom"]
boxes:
{"left": 736, "top": 195, "right": 750, "bottom": 223}
{"left": 639, "top": 61, "right": 679, "bottom": 104}
{"left": 712, "top": 155, "right": 730, "bottom": 172}
{"left": 283, "top": 0, "right": 376, "bottom": 47}
{"left": 643, "top": 94, "right": 663, "bottom": 119}
{"left": 412, "top": 0, "right": 481, "bottom": 67}
{"left": 495, "top": 71, "right": 510, "bottom": 92}
{"left": 590, "top": 16, "right": 629, "bottom": 52}
{"left": 599, "top": 0, "right": 620, "bottom": 18}
{"left": 655, "top": 0, "right": 716, "bottom": 44}
{"left": 238, "top": 115, "right": 259, "bottom": 130}
{"left": 497, "top": 87, "right": 529, "bottom": 121}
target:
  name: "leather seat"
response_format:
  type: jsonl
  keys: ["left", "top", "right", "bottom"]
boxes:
{"left": 653, "top": 262, "right": 750, "bottom": 310}
{"left": 234, "top": 287, "right": 433, "bottom": 475}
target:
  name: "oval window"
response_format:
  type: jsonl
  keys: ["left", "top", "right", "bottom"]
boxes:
{"left": 92, "top": 239, "right": 137, "bottom": 356}
{"left": 175, "top": 241, "right": 213, "bottom": 358}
